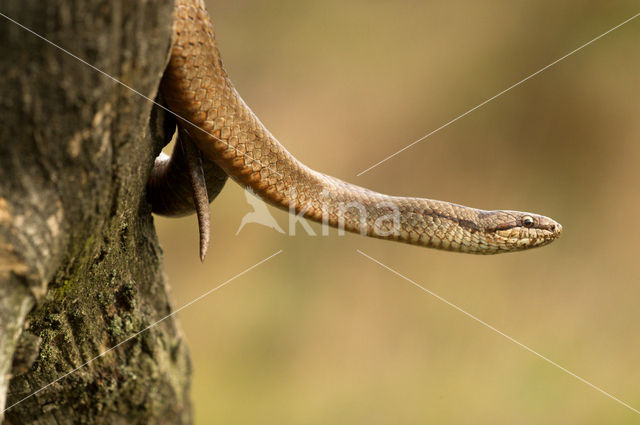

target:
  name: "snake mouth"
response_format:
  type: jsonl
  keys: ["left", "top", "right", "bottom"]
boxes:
{"left": 540, "top": 218, "right": 563, "bottom": 241}
{"left": 534, "top": 220, "right": 564, "bottom": 246}
{"left": 552, "top": 222, "right": 563, "bottom": 238}
{"left": 532, "top": 219, "right": 563, "bottom": 246}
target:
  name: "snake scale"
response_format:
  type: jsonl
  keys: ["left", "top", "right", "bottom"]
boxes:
{"left": 147, "top": 0, "right": 562, "bottom": 260}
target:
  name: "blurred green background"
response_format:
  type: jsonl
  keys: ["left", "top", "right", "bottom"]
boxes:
{"left": 156, "top": 1, "right": 640, "bottom": 423}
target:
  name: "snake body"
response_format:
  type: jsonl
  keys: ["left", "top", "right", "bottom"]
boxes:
{"left": 149, "top": 0, "right": 562, "bottom": 259}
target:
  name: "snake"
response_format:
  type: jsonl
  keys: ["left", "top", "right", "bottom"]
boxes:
{"left": 147, "top": 0, "right": 562, "bottom": 261}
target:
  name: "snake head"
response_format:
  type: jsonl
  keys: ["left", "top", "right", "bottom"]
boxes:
{"left": 482, "top": 210, "right": 563, "bottom": 252}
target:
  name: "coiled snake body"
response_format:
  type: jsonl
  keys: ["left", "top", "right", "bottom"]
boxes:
{"left": 148, "top": 0, "right": 562, "bottom": 260}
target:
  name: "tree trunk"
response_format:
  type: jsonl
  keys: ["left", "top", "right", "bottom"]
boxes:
{"left": 0, "top": 1, "right": 192, "bottom": 423}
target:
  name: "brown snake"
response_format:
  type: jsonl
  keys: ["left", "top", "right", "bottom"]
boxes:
{"left": 148, "top": 0, "right": 562, "bottom": 261}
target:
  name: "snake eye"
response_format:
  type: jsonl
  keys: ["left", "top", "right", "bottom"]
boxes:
{"left": 522, "top": 216, "right": 534, "bottom": 228}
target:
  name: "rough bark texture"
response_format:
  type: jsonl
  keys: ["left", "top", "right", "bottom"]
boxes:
{"left": 0, "top": 0, "right": 193, "bottom": 423}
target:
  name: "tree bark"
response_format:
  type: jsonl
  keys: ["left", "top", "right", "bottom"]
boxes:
{"left": 0, "top": 1, "right": 192, "bottom": 423}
